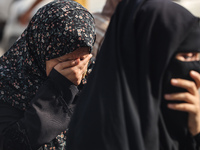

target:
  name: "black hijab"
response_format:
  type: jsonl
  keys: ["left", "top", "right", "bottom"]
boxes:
{"left": 0, "top": 0, "right": 95, "bottom": 111}
{"left": 66, "top": 0, "right": 200, "bottom": 150}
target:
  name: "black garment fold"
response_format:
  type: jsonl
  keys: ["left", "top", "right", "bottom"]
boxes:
{"left": 1, "top": 69, "right": 78, "bottom": 150}
{"left": 66, "top": 0, "right": 200, "bottom": 150}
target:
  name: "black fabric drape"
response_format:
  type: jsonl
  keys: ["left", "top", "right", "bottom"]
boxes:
{"left": 0, "top": 69, "right": 78, "bottom": 149}
{"left": 66, "top": 0, "right": 200, "bottom": 150}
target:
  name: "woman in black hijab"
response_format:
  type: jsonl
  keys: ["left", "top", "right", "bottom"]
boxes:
{"left": 66, "top": 0, "right": 200, "bottom": 150}
{"left": 0, "top": 0, "right": 95, "bottom": 149}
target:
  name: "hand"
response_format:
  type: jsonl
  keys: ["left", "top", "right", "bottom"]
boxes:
{"left": 46, "top": 47, "right": 90, "bottom": 76}
{"left": 54, "top": 54, "right": 92, "bottom": 85}
{"left": 164, "top": 70, "right": 200, "bottom": 136}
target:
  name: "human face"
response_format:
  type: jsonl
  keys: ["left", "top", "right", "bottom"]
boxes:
{"left": 175, "top": 52, "right": 200, "bottom": 61}
{"left": 46, "top": 47, "right": 89, "bottom": 76}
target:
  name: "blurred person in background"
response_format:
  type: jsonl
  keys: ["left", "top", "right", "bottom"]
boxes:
{"left": 0, "top": 0, "right": 52, "bottom": 56}
{"left": 92, "top": 0, "right": 121, "bottom": 58}
{"left": 18, "top": 0, "right": 51, "bottom": 26}
{"left": 84, "top": 0, "right": 122, "bottom": 76}
{"left": 0, "top": 0, "right": 13, "bottom": 41}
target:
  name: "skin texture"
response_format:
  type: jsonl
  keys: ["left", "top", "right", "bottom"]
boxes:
{"left": 165, "top": 52, "right": 200, "bottom": 136}
{"left": 46, "top": 47, "right": 92, "bottom": 85}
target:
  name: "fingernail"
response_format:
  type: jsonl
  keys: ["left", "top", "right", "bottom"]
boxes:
{"left": 72, "top": 61, "right": 76, "bottom": 65}
{"left": 171, "top": 79, "right": 178, "bottom": 84}
{"left": 73, "top": 60, "right": 78, "bottom": 64}
{"left": 191, "top": 70, "right": 198, "bottom": 75}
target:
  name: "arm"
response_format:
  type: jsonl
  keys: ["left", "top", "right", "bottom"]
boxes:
{"left": 2, "top": 68, "right": 79, "bottom": 150}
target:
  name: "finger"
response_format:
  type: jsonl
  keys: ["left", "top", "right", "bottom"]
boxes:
{"left": 82, "top": 62, "right": 89, "bottom": 77}
{"left": 74, "top": 54, "right": 92, "bottom": 70}
{"left": 57, "top": 48, "right": 90, "bottom": 61}
{"left": 190, "top": 70, "right": 200, "bottom": 88}
{"left": 80, "top": 54, "right": 89, "bottom": 60}
{"left": 75, "top": 48, "right": 90, "bottom": 60}
{"left": 56, "top": 53, "right": 77, "bottom": 62}
{"left": 170, "top": 78, "right": 197, "bottom": 95}
{"left": 168, "top": 103, "right": 196, "bottom": 114}
{"left": 54, "top": 59, "right": 79, "bottom": 71}
{"left": 80, "top": 54, "right": 92, "bottom": 66}
{"left": 79, "top": 52, "right": 92, "bottom": 60}
{"left": 69, "top": 47, "right": 90, "bottom": 60}
{"left": 164, "top": 92, "right": 195, "bottom": 104}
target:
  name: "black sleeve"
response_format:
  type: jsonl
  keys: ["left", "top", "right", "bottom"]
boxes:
{"left": 1, "top": 68, "right": 79, "bottom": 150}
{"left": 194, "top": 133, "right": 200, "bottom": 150}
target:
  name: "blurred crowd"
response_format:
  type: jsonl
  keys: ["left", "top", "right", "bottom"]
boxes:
{"left": 0, "top": 0, "right": 54, "bottom": 56}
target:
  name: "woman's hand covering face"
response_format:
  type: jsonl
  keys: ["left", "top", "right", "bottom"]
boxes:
{"left": 164, "top": 70, "right": 200, "bottom": 136}
{"left": 46, "top": 47, "right": 92, "bottom": 85}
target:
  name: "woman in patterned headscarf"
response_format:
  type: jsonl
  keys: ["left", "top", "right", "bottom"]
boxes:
{"left": 0, "top": 0, "right": 95, "bottom": 149}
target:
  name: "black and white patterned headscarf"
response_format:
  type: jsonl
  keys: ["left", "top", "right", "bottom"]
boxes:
{"left": 0, "top": 0, "right": 96, "bottom": 110}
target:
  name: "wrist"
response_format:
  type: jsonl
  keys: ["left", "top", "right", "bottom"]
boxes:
{"left": 194, "top": 132, "right": 200, "bottom": 144}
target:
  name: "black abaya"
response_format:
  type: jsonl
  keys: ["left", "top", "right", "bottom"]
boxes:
{"left": 66, "top": 0, "right": 200, "bottom": 150}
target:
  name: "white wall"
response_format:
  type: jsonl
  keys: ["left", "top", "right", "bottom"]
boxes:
{"left": 174, "top": 0, "right": 200, "bottom": 17}
{"left": 88, "top": 0, "right": 106, "bottom": 13}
